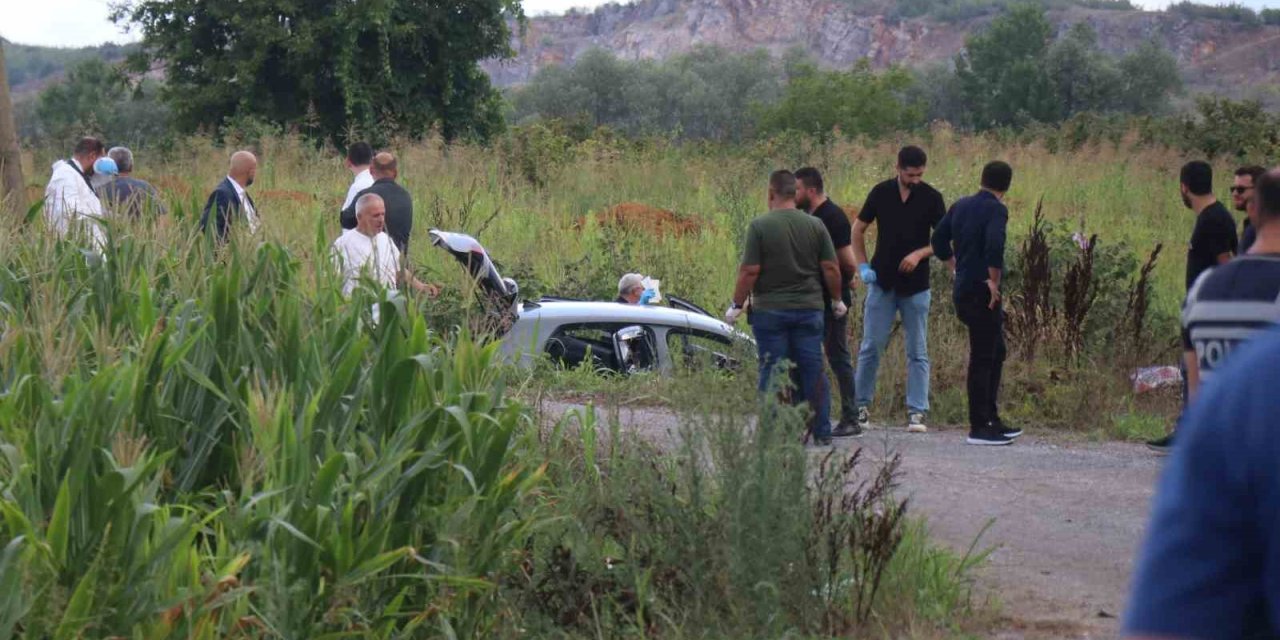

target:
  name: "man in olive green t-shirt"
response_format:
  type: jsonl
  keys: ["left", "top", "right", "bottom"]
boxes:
{"left": 726, "top": 170, "right": 847, "bottom": 445}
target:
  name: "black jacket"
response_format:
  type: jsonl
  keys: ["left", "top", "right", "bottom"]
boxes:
{"left": 199, "top": 177, "right": 256, "bottom": 242}
{"left": 341, "top": 178, "right": 413, "bottom": 253}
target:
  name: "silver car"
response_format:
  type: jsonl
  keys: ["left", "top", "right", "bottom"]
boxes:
{"left": 429, "top": 230, "right": 752, "bottom": 374}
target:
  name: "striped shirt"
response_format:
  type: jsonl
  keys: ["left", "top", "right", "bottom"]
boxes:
{"left": 1182, "top": 254, "right": 1280, "bottom": 383}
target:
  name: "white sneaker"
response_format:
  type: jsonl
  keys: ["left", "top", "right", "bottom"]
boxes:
{"left": 907, "top": 412, "right": 928, "bottom": 433}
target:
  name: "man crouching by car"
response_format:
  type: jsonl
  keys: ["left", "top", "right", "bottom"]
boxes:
{"left": 725, "top": 170, "right": 847, "bottom": 447}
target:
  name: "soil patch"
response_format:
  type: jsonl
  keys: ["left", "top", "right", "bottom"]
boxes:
{"left": 583, "top": 202, "right": 707, "bottom": 237}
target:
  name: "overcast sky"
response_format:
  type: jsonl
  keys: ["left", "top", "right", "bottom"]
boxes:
{"left": 3, "top": 0, "right": 1280, "bottom": 48}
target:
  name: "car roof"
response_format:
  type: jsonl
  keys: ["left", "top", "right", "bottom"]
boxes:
{"left": 520, "top": 300, "right": 734, "bottom": 334}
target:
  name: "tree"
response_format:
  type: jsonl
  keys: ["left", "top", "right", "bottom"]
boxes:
{"left": 757, "top": 60, "right": 923, "bottom": 139}
{"left": 0, "top": 40, "right": 27, "bottom": 217}
{"left": 955, "top": 4, "right": 1058, "bottom": 128}
{"left": 1117, "top": 40, "right": 1182, "bottom": 115}
{"left": 111, "top": 0, "right": 524, "bottom": 144}
{"left": 1045, "top": 23, "right": 1122, "bottom": 116}
{"left": 35, "top": 58, "right": 128, "bottom": 141}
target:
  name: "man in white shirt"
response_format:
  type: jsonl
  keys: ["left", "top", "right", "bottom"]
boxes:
{"left": 332, "top": 193, "right": 437, "bottom": 298}
{"left": 199, "top": 150, "right": 260, "bottom": 242}
{"left": 341, "top": 142, "right": 374, "bottom": 213}
{"left": 44, "top": 136, "right": 107, "bottom": 246}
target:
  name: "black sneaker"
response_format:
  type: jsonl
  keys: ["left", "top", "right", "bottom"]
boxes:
{"left": 966, "top": 427, "right": 1014, "bottom": 446}
{"left": 993, "top": 418, "right": 1022, "bottom": 439}
{"left": 857, "top": 405, "right": 871, "bottom": 430}
{"left": 831, "top": 421, "right": 864, "bottom": 438}
{"left": 1146, "top": 433, "right": 1174, "bottom": 455}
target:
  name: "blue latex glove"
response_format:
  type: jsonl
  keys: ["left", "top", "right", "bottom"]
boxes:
{"left": 859, "top": 263, "right": 877, "bottom": 285}
{"left": 638, "top": 288, "right": 656, "bottom": 305}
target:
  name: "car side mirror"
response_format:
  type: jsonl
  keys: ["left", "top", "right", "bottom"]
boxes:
{"left": 613, "top": 325, "right": 655, "bottom": 374}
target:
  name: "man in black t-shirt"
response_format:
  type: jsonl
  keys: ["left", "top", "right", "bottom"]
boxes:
{"left": 1181, "top": 161, "right": 1238, "bottom": 292}
{"left": 796, "top": 167, "right": 861, "bottom": 437}
{"left": 851, "top": 146, "right": 947, "bottom": 434}
{"left": 1149, "top": 160, "right": 1239, "bottom": 453}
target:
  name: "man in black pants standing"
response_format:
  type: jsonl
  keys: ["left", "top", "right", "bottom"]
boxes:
{"left": 931, "top": 161, "right": 1021, "bottom": 446}
{"left": 795, "top": 167, "right": 861, "bottom": 437}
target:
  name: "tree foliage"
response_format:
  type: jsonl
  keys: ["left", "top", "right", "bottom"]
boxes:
{"left": 110, "top": 0, "right": 524, "bottom": 144}
{"left": 511, "top": 46, "right": 782, "bottom": 141}
{"left": 32, "top": 58, "right": 170, "bottom": 146}
{"left": 953, "top": 7, "right": 1181, "bottom": 129}
{"left": 756, "top": 59, "right": 923, "bottom": 139}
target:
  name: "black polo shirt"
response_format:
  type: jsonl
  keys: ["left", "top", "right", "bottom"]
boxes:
{"left": 1185, "top": 201, "right": 1237, "bottom": 291}
{"left": 857, "top": 178, "right": 947, "bottom": 296}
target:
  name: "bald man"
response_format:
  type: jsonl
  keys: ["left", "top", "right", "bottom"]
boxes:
{"left": 199, "top": 150, "right": 260, "bottom": 241}
{"left": 340, "top": 151, "right": 413, "bottom": 253}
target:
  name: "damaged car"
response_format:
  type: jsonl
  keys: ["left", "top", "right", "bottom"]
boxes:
{"left": 429, "top": 230, "right": 752, "bottom": 375}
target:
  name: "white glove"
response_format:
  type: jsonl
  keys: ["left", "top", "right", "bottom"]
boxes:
{"left": 832, "top": 300, "right": 848, "bottom": 319}
{"left": 724, "top": 304, "right": 743, "bottom": 325}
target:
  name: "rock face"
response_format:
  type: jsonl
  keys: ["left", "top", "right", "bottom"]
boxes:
{"left": 482, "top": 0, "right": 1280, "bottom": 101}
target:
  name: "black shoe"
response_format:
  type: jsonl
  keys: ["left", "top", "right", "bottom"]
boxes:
{"left": 992, "top": 418, "right": 1022, "bottom": 439}
{"left": 1146, "top": 433, "right": 1174, "bottom": 455}
{"left": 831, "top": 421, "right": 864, "bottom": 438}
{"left": 966, "top": 427, "right": 1014, "bottom": 446}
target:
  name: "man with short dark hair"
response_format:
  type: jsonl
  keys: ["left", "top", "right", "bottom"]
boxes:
{"left": 851, "top": 145, "right": 947, "bottom": 434}
{"left": 931, "top": 161, "right": 1019, "bottom": 446}
{"left": 44, "top": 136, "right": 106, "bottom": 244}
{"left": 98, "top": 146, "right": 166, "bottom": 218}
{"left": 1233, "top": 165, "right": 1265, "bottom": 254}
{"left": 341, "top": 142, "right": 375, "bottom": 213}
{"left": 795, "top": 167, "right": 861, "bottom": 437}
{"left": 1147, "top": 160, "right": 1239, "bottom": 452}
{"left": 727, "top": 170, "right": 846, "bottom": 446}
{"left": 342, "top": 152, "right": 413, "bottom": 253}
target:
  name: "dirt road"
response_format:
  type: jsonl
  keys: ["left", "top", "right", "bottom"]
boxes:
{"left": 540, "top": 401, "right": 1164, "bottom": 639}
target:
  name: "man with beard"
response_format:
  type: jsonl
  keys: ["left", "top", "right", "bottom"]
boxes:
{"left": 795, "top": 167, "right": 861, "bottom": 437}
{"left": 1234, "top": 165, "right": 1265, "bottom": 254}
{"left": 43, "top": 136, "right": 107, "bottom": 246}
{"left": 1147, "top": 160, "right": 1238, "bottom": 453}
{"left": 199, "top": 150, "right": 261, "bottom": 242}
{"left": 850, "top": 146, "right": 947, "bottom": 434}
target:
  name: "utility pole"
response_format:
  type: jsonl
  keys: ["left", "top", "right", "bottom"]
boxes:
{"left": 0, "top": 40, "right": 28, "bottom": 217}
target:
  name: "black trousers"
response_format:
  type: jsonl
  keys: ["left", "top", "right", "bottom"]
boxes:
{"left": 956, "top": 288, "right": 1006, "bottom": 430}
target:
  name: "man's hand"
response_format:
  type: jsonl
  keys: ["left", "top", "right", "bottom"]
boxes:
{"left": 832, "top": 300, "right": 848, "bottom": 319}
{"left": 986, "top": 279, "right": 1001, "bottom": 310}
{"left": 724, "top": 303, "right": 743, "bottom": 325}
{"left": 899, "top": 249, "right": 925, "bottom": 274}
{"left": 858, "top": 263, "right": 877, "bottom": 285}
{"left": 413, "top": 280, "right": 442, "bottom": 298}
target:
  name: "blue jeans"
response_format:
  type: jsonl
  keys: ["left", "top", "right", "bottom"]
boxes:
{"left": 855, "top": 286, "right": 931, "bottom": 414}
{"left": 749, "top": 308, "right": 831, "bottom": 439}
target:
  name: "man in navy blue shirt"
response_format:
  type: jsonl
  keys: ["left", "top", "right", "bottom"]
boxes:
{"left": 1124, "top": 325, "right": 1280, "bottom": 639}
{"left": 931, "top": 161, "right": 1022, "bottom": 446}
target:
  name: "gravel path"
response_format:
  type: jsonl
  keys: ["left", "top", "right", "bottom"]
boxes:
{"left": 539, "top": 400, "right": 1164, "bottom": 639}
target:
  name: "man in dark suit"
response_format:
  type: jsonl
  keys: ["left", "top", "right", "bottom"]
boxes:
{"left": 199, "top": 150, "right": 259, "bottom": 241}
{"left": 341, "top": 152, "right": 412, "bottom": 253}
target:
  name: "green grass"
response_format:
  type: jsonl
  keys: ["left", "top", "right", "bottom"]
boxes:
{"left": 1, "top": 135, "right": 998, "bottom": 637}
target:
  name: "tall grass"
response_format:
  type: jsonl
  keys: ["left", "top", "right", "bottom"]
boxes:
{"left": 0, "top": 176, "right": 987, "bottom": 636}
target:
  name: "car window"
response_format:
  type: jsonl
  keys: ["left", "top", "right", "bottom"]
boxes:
{"left": 545, "top": 323, "right": 657, "bottom": 373}
{"left": 666, "top": 328, "right": 742, "bottom": 373}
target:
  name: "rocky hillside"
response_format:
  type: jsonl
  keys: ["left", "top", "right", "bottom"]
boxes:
{"left": 482, "top": 0, "right": 1280, "bottom": 101}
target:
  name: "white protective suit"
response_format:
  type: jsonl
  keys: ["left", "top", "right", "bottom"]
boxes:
{"left": 44, "top": 159, "right": 106, "bottom": 250}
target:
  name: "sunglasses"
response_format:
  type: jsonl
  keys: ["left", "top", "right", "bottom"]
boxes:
{"left": 1230, "top": 186, "right": 1252, "bottom": 194}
